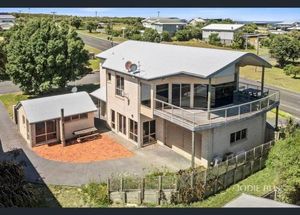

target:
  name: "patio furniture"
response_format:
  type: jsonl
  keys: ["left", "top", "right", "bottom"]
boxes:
{"left": 73, "top": 127, "right": 99, "bottom": 143}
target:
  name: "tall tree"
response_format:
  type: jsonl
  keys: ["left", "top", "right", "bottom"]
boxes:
{"left": 0, "top": 41, "right": 7, "bottom": 80}
{"left": 5, "top": 18, "right": 91, "bottom": 94}
{"left": 208, "top": 33, "right": 221, "bottom": 46}
{"left": 86, "top": 21, "right": 97, "bottom": 33}
{"left": 269, "top": 35, "right": 300, "bottom": 67}
{"left": 70, "top": 16, "right": 82, "bottom": 29}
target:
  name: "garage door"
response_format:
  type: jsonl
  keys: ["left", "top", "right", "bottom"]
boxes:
{"left": 166, "top": 121, "right": 202, "bottom": 159}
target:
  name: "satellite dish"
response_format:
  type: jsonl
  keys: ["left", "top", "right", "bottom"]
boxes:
{"left": 125, "top": 61, "right": 132, "bottom": 71}
{"left": 71, "top": 87, "right": 78, "bottom": 93}
{"left": 130, "top": 64, "right": 138, "bottom": 72}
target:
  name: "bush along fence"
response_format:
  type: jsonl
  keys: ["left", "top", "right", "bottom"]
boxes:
{"left": 107, "top": 141, "right": 275, "bottom": 205}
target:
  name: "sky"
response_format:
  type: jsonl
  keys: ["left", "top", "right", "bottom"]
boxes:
{"left": 1, "top": 8, "right": 300, "bottom": 21}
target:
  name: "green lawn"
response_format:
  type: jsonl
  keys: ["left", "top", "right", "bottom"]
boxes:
{"left": 0, "top": 93, "right": 29, "bottom": 117}
{"left": 240, "top": 65, "right": 300, "bottom": 93}
{"left": 84, "top": 45, "right": 102, "bottom": 71}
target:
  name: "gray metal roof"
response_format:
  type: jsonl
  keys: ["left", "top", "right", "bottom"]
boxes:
{"left": 20, "top": 92, "right": 97, "bottom": 124}
{"left": 90, "top": 87, "right": 106, "bottom": 102}
{"left": 224, "top": 194, "right": 299, "bottom": 208}
{"left": 0, "top": 14, "right": 15, "bottom": 19}
{"left": 142, "top": 17, "right": 187, "bottom": 25}
{"left": 96, "top": 40, "right": 271, "bottom": 80}
{"left": 202, "top": 24, "right": 244, "bottom": 31}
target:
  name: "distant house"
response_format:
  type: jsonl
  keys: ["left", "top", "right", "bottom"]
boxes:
{"left": 202, "top": 24, "right": 244, "bottom": 45}
{"left": 0, "top": 14, "right": 15, "bottom": 30}
{"left": 142, "top": 17, "right": 187, "bottom": 35}
{"left": 14, "top": 92, "right": 97, "bottom": 147}
{"left": 189, "top": 18, "right": 206, "bottom": 26}
{"left": 275, "top": 21, "right": 300, "bottom": 31}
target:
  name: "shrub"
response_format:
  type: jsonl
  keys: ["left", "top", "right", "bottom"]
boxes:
{"left": 81, "top": 182, "right": 110, "bottom": 206}
{"left": 208, "top": 33, "right": 221, "bottom": 46}
{"left": 266, "top": 129, "right": 300, "bottom": 204}
{"left": 0, "top": 161, "right": 39, "bottom": 207}
{"left": 161, "top": 31, "right": 171, "bottom": 42}
{"left": 283, "top": 64, "right": 300, "bottom": 78}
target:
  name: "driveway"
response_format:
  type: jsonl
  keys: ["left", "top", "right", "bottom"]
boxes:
{"left": 0, "top": 102, "right": 190, "bottom": 186}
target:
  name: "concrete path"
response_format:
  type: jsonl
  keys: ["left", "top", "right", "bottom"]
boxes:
{"left": 0, "top": 102, "right": 190, "bottom": 186}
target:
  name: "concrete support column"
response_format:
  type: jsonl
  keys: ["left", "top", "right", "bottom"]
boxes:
{"left": 235, "top": 65, "right": 240, "bottom": 90}
{"left": 261, "top": 66, "right": 265, "bottom": 96}
{"left": 275, "top": 106, "right": 279, "bottom": 131}
{"left": 190, "top": 83, "right": 194, "bottom": 108}
{"left": 191, "top": 130, "right": 195, "bottom": 169}
{"left": 60, "top": 108, "right": 66, "bottom": 147}
{"left": 207, "top": 78, "right": 212, "bottom": 120}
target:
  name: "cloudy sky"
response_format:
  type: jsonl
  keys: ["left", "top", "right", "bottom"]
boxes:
{"left": 1, "top": 8, "right": 300, "bottom": 21}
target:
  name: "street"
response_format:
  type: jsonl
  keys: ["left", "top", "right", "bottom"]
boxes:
{"left": 78, "top": 32, "right": 119, "bottom": 51}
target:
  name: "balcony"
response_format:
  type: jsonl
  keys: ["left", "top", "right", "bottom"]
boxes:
{"left": 154, "top": 84, "right": 280, "bottom": 131}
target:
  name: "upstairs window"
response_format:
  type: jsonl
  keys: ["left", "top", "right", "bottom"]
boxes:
{"left": 107, "top": 72, "right": 111, "bottom": 81}
{"left": 116, "top": 75, "right": 124, "bottom": 96}
{"left": 141, "top": 83, "right": 151, "bottom": 108}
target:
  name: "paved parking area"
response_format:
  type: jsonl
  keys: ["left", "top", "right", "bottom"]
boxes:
{"left": 0, "top": 102, "right": 190, "bottom": 186}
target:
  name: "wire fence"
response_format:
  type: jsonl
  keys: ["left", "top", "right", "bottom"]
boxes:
{"left": 107, "top": 140, "right": 275, "bottom": 205}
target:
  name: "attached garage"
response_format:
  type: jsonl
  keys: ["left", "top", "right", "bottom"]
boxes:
{"left": 165, "top": 121, "right": 202, "bottom": 160}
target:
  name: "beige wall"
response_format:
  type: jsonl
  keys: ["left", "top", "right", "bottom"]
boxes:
{"left": 17, "top": 106, "right": 32, "bottom": 147}
{"left": 203, "top": 113, "right": 266, "bottom": 163}
{"left": 63, "top": 112, "right": 95, "bottom": 140}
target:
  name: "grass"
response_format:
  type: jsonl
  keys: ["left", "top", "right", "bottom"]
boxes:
{"left": 0, "top": 93, "right": 29, "bottom": 116}
{"left": 188, "top": 168, "right": 277, "bottom": 207}
{"left": 33, "top": 184, "right": 96, "bottom": 207}
{"left": 84, "top": 45, "right": 102, "bottom": 71}
{"left": 240, "top": 65, "right": 300, "bottom": 93}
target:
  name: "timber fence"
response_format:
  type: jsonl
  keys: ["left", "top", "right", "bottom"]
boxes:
{"left": 107, "top": 140, "right": 275, "bottom": 205}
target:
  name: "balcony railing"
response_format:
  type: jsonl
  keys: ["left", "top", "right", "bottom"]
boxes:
{"left": 154, "top": 90, "right": 280, "bottom": 131}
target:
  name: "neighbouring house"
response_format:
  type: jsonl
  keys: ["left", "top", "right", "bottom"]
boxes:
{"left": 92, "top": 40, "right": 280, "bottom": 168}
{"left": 275, "top": 20, "right": 300, "bottom": 31}
{"left": 142, "top": 17, "right": 187, "bottom": 35}
{"left": 0, "top": 14, "right": 15, "bottom": 31}
{"left": 189, "top": 18, "right": 206, "bottom": 26}
{"left": 202, "top": 24, "right": 245, "bottom": 45}
{"left": 14, "top": 92, "right": 97, "bottom": 147}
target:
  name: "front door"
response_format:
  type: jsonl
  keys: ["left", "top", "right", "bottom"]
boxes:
{"left": 142, "top": 120, "right": 156, "bottom": 146}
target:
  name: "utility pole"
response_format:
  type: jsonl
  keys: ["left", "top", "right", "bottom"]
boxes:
{"left": 95, "top": 11, "right": 98, "bottom": 17}
{"left": 157, "top": 11, "right": 160, "bottom": 17}
{"left": 51, "top": 11, "right": 56, "bottom": 21}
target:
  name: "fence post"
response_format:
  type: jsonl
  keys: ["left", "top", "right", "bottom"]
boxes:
{"left": 140, "top": 178, "right": 145, "bottom": 203}
{"left": 190, "top": 171, "right": 195, "bottom": 189}
{"left": 120, "top": 177, "right": 124, "bottom": 192}
{"left": 107, "top": 178, "right": 111, "bottom": 202}
{"left": 233, "top": 156, "right": 238, "bottom": 184}
{"left": 224, "top": 160, "right": 229, "bottom": 188}
{"left": 157, "top": 175, "right": 162, "bottom": 205}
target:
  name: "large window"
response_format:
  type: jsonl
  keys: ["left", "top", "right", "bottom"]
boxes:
{"left": 230, "top": 129, "right": 247, "bottom": 144}
{"left": 141, "top": 83, "right": 151, "bottom": 107}
{"left": 116, "top": 75, "right": 124, "bottom": 96}
{"left": 212, "top": 82, "right": 236, "bottom": 107}
{"left": 156, "top": 84, "right": 169, "bottom": 102}
{"left": 143, "top": 120, "right": 156, "bottom": 145}
{"left": 111, "top": 110, "right": 115, "bottom": 129}
{"left": 35, "top": 120, "right": 57, "bottom": 144}
{"left": 118, "top": 113, "right": 126, "bottom": 135}
{"left": 129, "top": 119, "right": 138, "bottom": 142}
{"left": 172, "top": 84, "right": 191, "bottom": 107}
{"left": 194, "top": 84, "right": 207, "bottom": 108}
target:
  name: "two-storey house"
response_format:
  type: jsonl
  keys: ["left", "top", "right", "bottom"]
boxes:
{"left": 91, "top": 40, "right": 280, "bottom": 167}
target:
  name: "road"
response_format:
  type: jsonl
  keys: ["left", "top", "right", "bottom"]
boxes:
{"left": 240, "top": 78, "right": 300, "bottom": 120}
{"left": 78, "top": 33, "right": 119, "bottom": 51}
{"left": 1, "top": 33, "right": 299, "bottom": 119}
